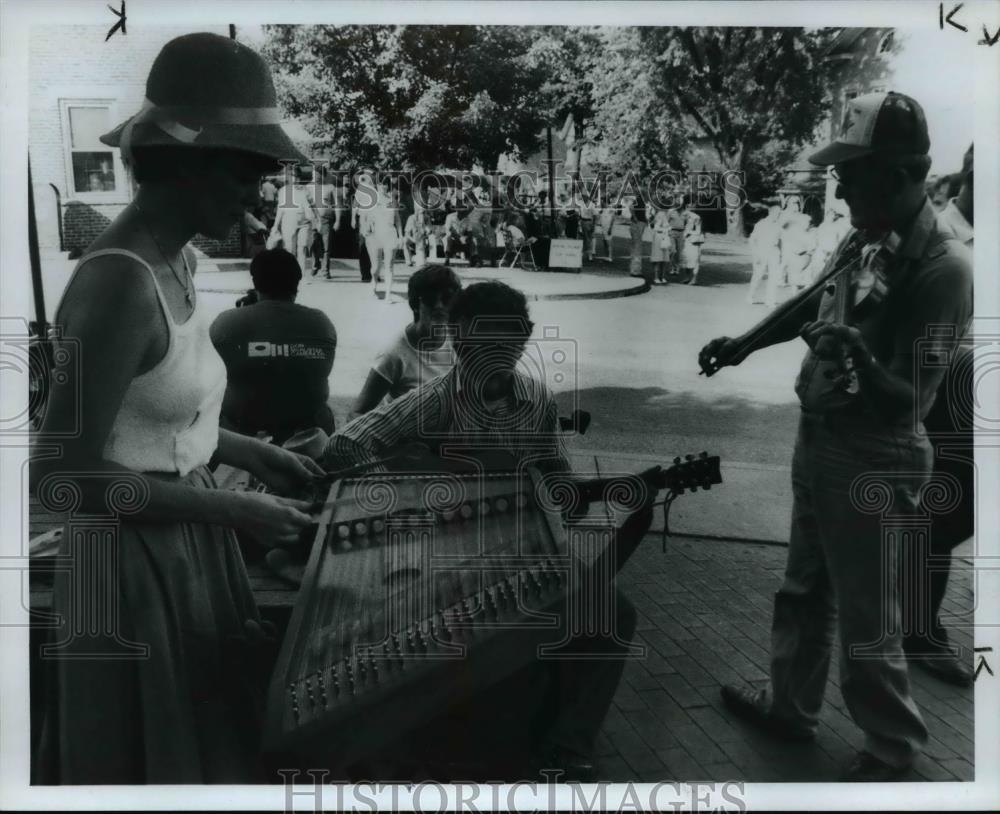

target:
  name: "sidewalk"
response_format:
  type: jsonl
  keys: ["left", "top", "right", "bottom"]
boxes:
{"left": 599, "top": 532, "right": 975, "bottom": 782}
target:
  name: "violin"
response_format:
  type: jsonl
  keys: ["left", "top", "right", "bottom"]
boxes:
{"left": 823, "top": 231, "right": 899, "bottom": 391}
{"left": 700, "top": 229, "right": 896, "bottom": 383}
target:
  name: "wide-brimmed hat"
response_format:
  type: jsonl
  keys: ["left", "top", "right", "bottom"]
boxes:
{"left": 100, "top": 32, "right": 308, "bottom": 167}
{"left": 809, "top": 91, "right": 929, "bottom": 166}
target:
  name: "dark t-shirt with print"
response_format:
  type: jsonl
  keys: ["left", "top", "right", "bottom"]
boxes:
{"left": 210, "top": 300, "right": 337, "bottom": 439}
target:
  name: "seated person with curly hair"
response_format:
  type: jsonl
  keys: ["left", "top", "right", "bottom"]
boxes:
{"left": 324, "top": 280, "right": 655, "bottom": 780}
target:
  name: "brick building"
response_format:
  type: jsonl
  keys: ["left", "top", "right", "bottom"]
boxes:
{"left": 29, "top": 25, "right": 245, "bottom": 257}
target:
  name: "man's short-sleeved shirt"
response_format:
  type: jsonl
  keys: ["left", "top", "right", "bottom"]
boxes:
{"left": 210, "top": 300, "right": 337, "bottom": 435}
{"left": 795, "top": 198, "right": 973, "bottom": 422}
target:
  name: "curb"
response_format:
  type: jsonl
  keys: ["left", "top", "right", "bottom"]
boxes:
{"left": 196, "top": 281, "right": 651, "bottom": 302}
{"left": 196, "top": 269, "right": 651, "bottom": 302}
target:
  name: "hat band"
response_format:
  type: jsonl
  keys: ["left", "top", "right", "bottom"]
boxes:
{"left": 121, "top": 97, "right": 283, "bottom": 166}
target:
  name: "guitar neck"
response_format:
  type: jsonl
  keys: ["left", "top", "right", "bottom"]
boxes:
{"left": 563, "top": 455, "right": 722, "bottom": 504}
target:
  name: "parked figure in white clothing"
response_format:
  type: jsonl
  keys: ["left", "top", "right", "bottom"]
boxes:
{"left": 679, "top": 196, "right": 705, "bottom": 285}
{"left": 598, "top": 203, "right": 617, "bottom": 260}
{"left": 269, "top": 165, "right": 319, "bottom": 275}
{"left": 777, "top": 197, "right": 814, "bottom": 296}
{"left": 803, "top": 208, "right": 850, "bottom": 284}
{"left": 746, "top": 201, "right": 781, "bottom": 305}
{"left": 367, "top": 176, "right": 403, "bottom": 303}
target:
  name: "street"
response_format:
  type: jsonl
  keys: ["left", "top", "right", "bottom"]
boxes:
{"left": 193, "top": 233, "right": 806, "bottom": 542}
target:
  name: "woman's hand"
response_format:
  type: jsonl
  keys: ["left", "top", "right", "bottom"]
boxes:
{"left": 246, "top": 441, "right": 324, "bottom": 496}
{"left": 231, "top": 491, "right": 316, "bottom": 547}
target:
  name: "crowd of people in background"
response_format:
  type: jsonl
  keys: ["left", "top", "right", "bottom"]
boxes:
{"left": 243, "top": 169, "right": 711, "bottom": 289}
{"left": 746, "top": 196, "right": 851, "bottom": 309}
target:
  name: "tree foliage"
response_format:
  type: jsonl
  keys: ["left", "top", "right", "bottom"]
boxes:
{"left": 262, "top": 25, "right": 549, "bottom": 171}
{"left": 262, "top": 24, "right": 894, "bottom": 234}
{"left": 587, "top": 28, "right": 689, "bottom": 179}
{"left": 631, "top": 27, "right": 837, "bottom": 233}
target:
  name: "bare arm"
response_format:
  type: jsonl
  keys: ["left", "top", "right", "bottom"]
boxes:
{"left": 31, "top": 257, "right": 313, "bottom": 540}
{"left": 699, "top": 285, "right": 823, "bottom": 375}
{"left": 352, "top": 368, "right": 393, "bottom": 417}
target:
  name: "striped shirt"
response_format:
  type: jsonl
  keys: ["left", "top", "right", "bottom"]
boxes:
{"left": 325, "top": 367, "right": 571, "bottom": 474}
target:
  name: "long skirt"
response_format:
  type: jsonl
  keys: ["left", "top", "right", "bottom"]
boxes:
{"left": 34, "top": 466, "right": 266, "bottom": 784}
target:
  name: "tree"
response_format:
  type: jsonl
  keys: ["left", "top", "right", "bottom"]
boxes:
{"left": 631, "top": 27, "right": 839, "bottom": 236}
{"left": 586, "top": 28, "right": 689, "bottom": 182}
{"left": 261, "top": 25, "right": 548, "bottom": 172}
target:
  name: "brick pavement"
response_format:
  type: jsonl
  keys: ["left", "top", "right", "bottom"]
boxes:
{"left": 597, "top": 535, "right": 975, "bottom": 782}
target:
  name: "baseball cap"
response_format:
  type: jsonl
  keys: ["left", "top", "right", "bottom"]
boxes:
{"left": 809, "top": 91, "right": 930, "bottom": 166}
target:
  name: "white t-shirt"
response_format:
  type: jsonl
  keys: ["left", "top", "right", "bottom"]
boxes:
{"left": 372, "top": 330, "right": 456, "bottom": 400}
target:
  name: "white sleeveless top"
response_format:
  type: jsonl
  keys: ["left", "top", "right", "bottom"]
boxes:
{"left": 57, "top": 249, "right": 227, "bottom": 476}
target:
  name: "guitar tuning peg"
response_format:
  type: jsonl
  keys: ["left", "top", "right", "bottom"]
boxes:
{"left": 685, "top": 454, "right": 694, "bottom": 462}
{"left": 699, "top": 451, "right": 708, "bottom": 458}
{"left": 673, "top": 457, "right": 681, "bottom": 465}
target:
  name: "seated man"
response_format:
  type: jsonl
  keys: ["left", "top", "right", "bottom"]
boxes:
{"left": 403, "top": 208, "right": 430, "bottom": 267}
{"left": 324, "top": 281, "right": 655, "bottom": 779}
{"left": 211, "top": 248, "right": 337, "bottom": 444}
{"left": 443, "top": 208, "right": 477, "bottom": 267}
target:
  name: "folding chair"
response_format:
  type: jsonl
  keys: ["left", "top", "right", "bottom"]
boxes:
{"left": 500, "top": 226, "right": 538, "bottom": 271}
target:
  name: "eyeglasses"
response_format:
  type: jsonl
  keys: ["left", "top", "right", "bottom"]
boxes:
{"left": 831, "top": 159, "right": 902, "bottom": 187}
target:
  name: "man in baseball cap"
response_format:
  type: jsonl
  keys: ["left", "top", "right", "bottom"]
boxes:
{"left": 702, "top": 90, "right": 973, "bottom": 781}
{"left": 811, "top": 91, "right": 934, "bottom": 233}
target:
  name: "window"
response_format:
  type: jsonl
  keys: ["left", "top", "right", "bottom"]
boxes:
{"left": 60, "top": 100, "right": 125, "bottom": 199}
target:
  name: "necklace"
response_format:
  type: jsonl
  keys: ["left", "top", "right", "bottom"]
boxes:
{"left": 133, "top": 202, "right": 194, "bottom": 306}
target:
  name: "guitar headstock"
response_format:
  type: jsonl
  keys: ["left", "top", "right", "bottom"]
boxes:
{"left": 658, "top": 452, "right": 721, "bottom": 494}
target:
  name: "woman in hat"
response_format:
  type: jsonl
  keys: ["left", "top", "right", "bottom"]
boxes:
{"left": 32, "top": 33, "right": 323, "bottom": 784}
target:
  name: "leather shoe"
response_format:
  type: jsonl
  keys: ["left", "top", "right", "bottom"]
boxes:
{"left": 840, "top": 751, "right": 912, "bottom": 782}
{"left": 720, "top": 685, "right": 815, "bottom": 742}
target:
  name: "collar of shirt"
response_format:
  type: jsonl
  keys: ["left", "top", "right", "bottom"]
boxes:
{"left": 896, "top": 196, "right": 943, "bottom": 261}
